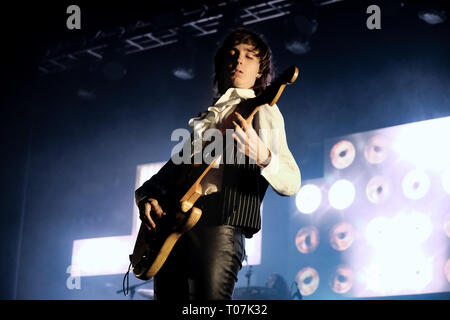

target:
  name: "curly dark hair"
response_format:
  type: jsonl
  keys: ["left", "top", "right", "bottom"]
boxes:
{"left": 213, "top": 28, "right": 274, "bottom": 99}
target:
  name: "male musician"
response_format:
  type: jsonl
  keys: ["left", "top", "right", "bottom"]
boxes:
{"left": 135, "top": 28, "right": 301, "bottom": 300}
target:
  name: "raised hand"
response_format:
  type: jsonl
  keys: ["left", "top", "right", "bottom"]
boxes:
{"left": 232, "top": 111, "right": 271, "bottom": 167}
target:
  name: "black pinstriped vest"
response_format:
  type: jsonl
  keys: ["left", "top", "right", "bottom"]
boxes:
{"left": 216, "top": 140, "right": 269, "bottom": 238}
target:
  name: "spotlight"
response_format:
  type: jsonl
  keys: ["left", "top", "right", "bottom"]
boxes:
{"left": 329, "top": 265, "right": 354, "bottom": 294}
{"left": 295, "top": 267, "right": 320, "bottom": 296}
{"left": 329, "top": 222, "right": 355, "bottom": 251}
{"left": 328, "top": 179, "right": 356, "bottom": 210}
{"left": 365, "top": 216, "right": 391, "bottom": 248}
{"left": 295, "top": 226, "right": 320, "bottom": 254}
{"left": 366, "top": 212, "right": 432, "bottom": 248}
{"left": 393, "top": 117, "right": 450, "bottom": 172}
{"left": 172, "top": 67, "right": 195, "bottom": 80}
{"left": 366, "top": 176, "right": 391, "bottom": 204}
{"left": 172, "top": 29, "right": 197, "bottom": 80}
{"left": 364, "top": 135, "right": 388, "bottom": 164}
{"left": 295, "top": 184, "right": 322, "bottom": 214}
{"left": 402, "top": 169, "right": 431, "bottom": 200}
{"left": 330, "top": 140, "right": 356, "bottom": 169}
{"left": 418, "top": 9, "right": 446, "bottom": 25}
{"left": 284, "top": 2, "right": 318, "bottom": 55}
{"left": 285, "top": 39, "right": 311, "bottom": 55}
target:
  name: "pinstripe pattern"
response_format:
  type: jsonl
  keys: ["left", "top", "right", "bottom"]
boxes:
{"left": 218, "top": 141, "right": 269, "bottom": 238}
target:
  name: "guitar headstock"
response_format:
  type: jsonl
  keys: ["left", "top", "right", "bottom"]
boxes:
{"left": 276, "top": 65, "right": 299, "bottom": 85}
{"left": 254, "top": 65, "right": 299, "bottom": 107}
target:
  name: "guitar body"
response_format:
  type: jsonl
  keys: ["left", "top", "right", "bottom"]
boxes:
{"left": 131, "top": 206, "right": 202, "bottom": 280}
{"left": 131, "top": 161, "right": 209, "bottom": 280}
{"left": 130, "top": 65, "right": 299, "bottom": 280}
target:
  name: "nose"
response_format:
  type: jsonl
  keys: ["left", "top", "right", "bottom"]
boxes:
{"left": 237, "top": 52, "right": 245, "bottom": 65}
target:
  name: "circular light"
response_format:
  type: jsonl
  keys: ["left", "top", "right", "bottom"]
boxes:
{"left": 365, "top": 135, "right": 388, "bottom": 164}
{"left": 295, "top": 267, "right": 320, "bottom": 296}
{"left": 365, "top": 216, "right": 391, "bottom": 248}
{"left": 329, "top": 265, "right": 354, "bottom": 294}
{"left": 400, "top": 211, "right": 433, "bottom": 244}
{"left": 366, "top": 176, "right": 391, "bottom": 204}
{"left": 330, "top": 140, "right": 356, "bottom": 169}
{"left": 402, "top": 169, "right": 431, "bottom": 200}
{"left": 330, "top": 222, "right": 355, "bottom": 251}
{"left": 329, "top": 179, "right": 356, "bottom": 210}
{"left": 296, "top": 184, "right": 322, "bottom": 214}
{"left": 295, "top": 226, "right": 320, "bottom": 254}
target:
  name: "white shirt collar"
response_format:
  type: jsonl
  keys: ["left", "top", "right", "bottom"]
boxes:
{"left": 214, "top": 87, "right": 256, "bottom": 105}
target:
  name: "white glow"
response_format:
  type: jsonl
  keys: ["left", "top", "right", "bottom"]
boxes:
{"left": 393, "top": 117, "right": 450, "bottom": 172}
{"left": 402, "top": 169, "right": 431, "bottom": 200}
{"left": 396, "top": 211, "right": 433, "bottom": 245}
{"left": 71, "top": 236, "right": 134, "bottom": 277}
{"left": 442, "top": 167, "right": 450, "bottom": 194}
{"left": 365, "top": 216, "right": 392, "bottom": 248}
{"left": 360, "top": 211, "right": 434, "bottom": 295}
{"left": 295, "top": 184, "right": 322, "bottom": 214}
{"left": 366, "top": 212, "right": 432, "bottom": 249}
{"left": 243, "top": 203, "right": 263, "bottom": 266}
{"left": 328, "top": 179, "right": 356, "bottom": 210}
{"left": 362, "top": 252, "right": 433, "bottom": 296}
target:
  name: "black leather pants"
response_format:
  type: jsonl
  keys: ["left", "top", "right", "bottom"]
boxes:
{"left": 154, "top": 193, "right": 246, "bottom": 300}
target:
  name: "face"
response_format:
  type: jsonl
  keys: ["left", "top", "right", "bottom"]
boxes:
{"left": 224, "top": 43, "right": 261, "bottom": 90}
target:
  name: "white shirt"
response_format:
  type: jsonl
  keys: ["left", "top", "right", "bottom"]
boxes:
{"left": 188, "top": 88, "right": 301, "bottom": 196}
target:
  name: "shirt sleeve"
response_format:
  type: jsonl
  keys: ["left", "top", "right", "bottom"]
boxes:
{"left": 254, "top": 103, "right": 301, "bottom": 196}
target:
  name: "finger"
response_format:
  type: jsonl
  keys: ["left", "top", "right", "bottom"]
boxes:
{"left": 232, "top": 121, "right": 247, "bottom": 140}
{"left": 150, "top": 199, "right": 165, "bottom": 217}
{"left": 144, "top": 202, "right": 156, "bottom": 229}
{"left": 234, "top": 112, "right": 250, "bottom": 131}
{"left": 232, "top": 133, "right": 245, "bottom": 149}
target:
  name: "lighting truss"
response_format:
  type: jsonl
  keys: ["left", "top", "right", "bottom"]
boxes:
{"left": 37, "top": 0, "right": 305, "bottom": 74}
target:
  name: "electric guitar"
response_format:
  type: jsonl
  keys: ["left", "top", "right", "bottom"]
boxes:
{"left": 130, "top": 65, "right": 299, "bottom": 280}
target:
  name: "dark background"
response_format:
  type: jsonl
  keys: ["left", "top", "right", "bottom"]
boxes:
{"left": 1, "top": 0, "right": 449, "bottom": 299}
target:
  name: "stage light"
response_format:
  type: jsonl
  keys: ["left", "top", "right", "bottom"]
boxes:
{"left": 418, "top": 9, "right": 446, "bottom": 25}
{"left": 365, "top": 216, "right": 391, "bottom": 249}
{"left": 295, "top": 184, "right": 322, "bottom": 214}
{"left": 328, "top": 179, "right": 356, "bottom": 210}
{"left": 366, "top": 212, "right": 432, "bottom": 248}
{"left": 398, "top": 211, "right": 433, "bottom": 245}
{"left": 393, "top": 117, "right": 450, "bottom": 172}
{"left": 295, "top": 267, "right": 320, "bottom": 296}
{"left": 329, "top": 265, "right": 354, "bottom": 294}
{"left": 402, "top": 169, "right": 431, "bottom": 200}
{"left": 172, "top": 67, "right": 195, "bottom": 80}
{"left": 329, "top": 222, "right": 355, "bottom": 251}
{"left": 361, "top": 211, "right": 434, "bottom": 295}
{"left": 364, "top": 135, "right": 388, "bottom": 164}
{"left": 330, "top": 140, "right": 355, "bottom": 169}
{"left": 366, "top": 176, "right": 391, "bottom": 204}
{"left": 295, "top": 226, "right": 320, "bottom": 254}
{"left": 442, "top": 168, "right": 450, "bottom": 195}
{"left": 362, "top": 253, "right": 433, "bottom": 295}
{"left": 284, "top": 7, "right": 318, "bottom": 55}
